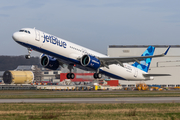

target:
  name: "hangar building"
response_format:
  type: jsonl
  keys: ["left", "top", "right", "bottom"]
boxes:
{"left": 108, "top": 45, "right": 180, "bottom": 87}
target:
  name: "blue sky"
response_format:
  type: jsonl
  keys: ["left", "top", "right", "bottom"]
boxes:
{"left": 0, "top": 0, "right": 180, "bottom": 56}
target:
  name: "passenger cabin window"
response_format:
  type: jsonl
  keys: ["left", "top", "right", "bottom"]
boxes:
{"left": 19, "top": 30, "right": 31, "bottom": 34}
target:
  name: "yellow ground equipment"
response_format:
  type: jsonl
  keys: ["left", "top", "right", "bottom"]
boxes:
{"left": 149, "top": 85, "right": 162, "bottom": 91}
{"left": 3, "top": 71, "right": 34, "bottom": 84}
{"left": 151, "top": 86, "right": 159, "bottom": 90}
{"left": 136, "top": 83, "right": 149, "bottom": 91}
{"left": 174, "top": 86, "right": 180, "bottom": 89}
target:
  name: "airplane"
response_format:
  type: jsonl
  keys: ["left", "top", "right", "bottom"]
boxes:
{"left": 12, "top": 28, "right": 171, "bottom": 81}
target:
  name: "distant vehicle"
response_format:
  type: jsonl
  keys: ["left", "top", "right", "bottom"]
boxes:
{"left": 136, "top": 83, "right": 149, "bottom": 91}
{"left": 12, "top": 28, "right": 170, "bottom": 81}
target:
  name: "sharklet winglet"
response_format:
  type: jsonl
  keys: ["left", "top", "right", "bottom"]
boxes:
{"left": 164, "top": 46, "right": 171, "bottom": 55}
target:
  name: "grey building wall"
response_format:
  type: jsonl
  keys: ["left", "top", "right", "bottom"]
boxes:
{"left": 108, "top": 45, "right": 180, "bottom": 87}
{"left": 0, "top": 71, "right": 4, "bottom": 81}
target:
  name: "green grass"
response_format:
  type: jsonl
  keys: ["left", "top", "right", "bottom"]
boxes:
{"left": 0, "top": 90, "right": 180, "bottom": 99}
{"left": 0, "top": 90, "right": 180, "bottom": 119}
{"left": 0, "top": 103, "right": 180, "bottom": 119}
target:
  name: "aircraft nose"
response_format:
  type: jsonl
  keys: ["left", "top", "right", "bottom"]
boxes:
{"left": 12, "top": 32, "right": 20, "bottom": 41}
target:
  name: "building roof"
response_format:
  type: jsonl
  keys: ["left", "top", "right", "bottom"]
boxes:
{"left": 15, "top": 65, "right": 35, "bottom": 71}
{"left": 109, "top": 45, "right": 180, "bottom": 48}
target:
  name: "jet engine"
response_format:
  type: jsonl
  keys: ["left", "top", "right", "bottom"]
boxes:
{"left": 40, "top": 55, "right": 59, "bottom": 70}
{"left": 80, "top": 54, "right": 101, "bottom": 70}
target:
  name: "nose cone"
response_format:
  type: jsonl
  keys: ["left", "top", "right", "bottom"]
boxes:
{"left": 12, "top": 32, "right": 20, "bottom": 41}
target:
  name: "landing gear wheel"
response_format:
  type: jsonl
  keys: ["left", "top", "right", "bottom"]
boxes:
{"left": 66, "top": 73, "right": 75, "bottom": 79}
{"left": 67, "top": 73, "right": 70, "bottom": 79}
{"left": 97, "top": 73, "right": 102, "bottom": 79}
{"left": 94, "top": 73, "right": 98, "bottom": 79}
{"left": 93, "top": 73, "right": 102, "bottom": 79}
{"left": 70, "top": 73, "right": 75, "bottom": 79}
{"left": 25, "top": 55, "right": 31, "bottom": 59}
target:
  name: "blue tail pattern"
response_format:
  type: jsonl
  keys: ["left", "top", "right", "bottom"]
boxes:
{"left": 132, "top": 46, "right": 155, "bottom": 72}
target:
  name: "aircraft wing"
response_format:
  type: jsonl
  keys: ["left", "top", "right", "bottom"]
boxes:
{"left": 99, "top": 46, "right": 170, "bottom": 67}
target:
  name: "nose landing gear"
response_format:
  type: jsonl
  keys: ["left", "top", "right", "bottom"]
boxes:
{"left": 25, "top": 48, "right": 32, "bottom": 59}
{"left": 25, "top": 55, "right": 31, "bottom": 59}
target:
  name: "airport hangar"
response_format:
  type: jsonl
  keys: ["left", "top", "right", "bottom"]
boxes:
{"left": 108, "top": 45, "right": 180, "bottom": 87}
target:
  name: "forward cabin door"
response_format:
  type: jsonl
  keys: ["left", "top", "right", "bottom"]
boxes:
{"left": 34, "top": 28, "right": 43, "bottom": 49}
{"left": 35, "top": 29, "right": 40, "bottom": 41}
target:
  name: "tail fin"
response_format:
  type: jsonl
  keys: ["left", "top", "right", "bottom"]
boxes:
{"left": 132, "top": 46, "right": 155, "bottom": 72}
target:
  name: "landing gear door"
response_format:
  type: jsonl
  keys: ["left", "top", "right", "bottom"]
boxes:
{"left": 35, "top": 29, "right": 40, "bottom": 41}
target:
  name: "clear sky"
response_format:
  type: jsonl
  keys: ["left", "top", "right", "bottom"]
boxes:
{"left": 0, "top": 0, "right": 180, "bottom": 56}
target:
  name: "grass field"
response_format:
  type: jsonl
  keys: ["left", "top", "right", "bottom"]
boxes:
{"left": 0, "top": 90, "right": 180, "bottom": 120}
{"left": 0, "top": 103, "right": 180, "bottom": 120}
{"left": 0, "top": 90, "right": 180, "bottom": 119}
{"left": 0, "top": 90, "right": 180, "bottom": 99}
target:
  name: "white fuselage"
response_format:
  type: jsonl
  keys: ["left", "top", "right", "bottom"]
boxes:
{"left": 12, "top": 28, "right": 151, "bottom": 81}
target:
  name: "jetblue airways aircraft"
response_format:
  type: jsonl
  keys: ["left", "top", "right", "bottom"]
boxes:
{"left": 12, "top": 28, "right": 170, "bottom": 81}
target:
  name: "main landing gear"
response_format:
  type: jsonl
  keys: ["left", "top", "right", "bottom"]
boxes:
{"left": 93, "top": 68, "right": 102, "bottom": 79}
{"left": 66, "top": 73, "right": 75, "bottom": 79}
{"left": 66, "top": 72, "right": 102, "bottom": 79}
{"left": 66, "top": 64, "right": 75, "bottom": 79}
{"left": 66, "top": 64, "right": 102, "bottom": 79}
{"left": 25, "top": 48, "right": 32, "bottom": 59}
{"left": 93, "top": 73, "right": 102, "bottom": 79}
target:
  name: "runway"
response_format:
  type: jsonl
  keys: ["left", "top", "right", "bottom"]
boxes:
{"left": 0, "top": 97, "right": 179, "bottom": 103}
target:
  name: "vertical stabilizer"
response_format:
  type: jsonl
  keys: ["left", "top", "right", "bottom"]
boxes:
{"left": 132, "top": 46, "right": 155, "bottom": 72}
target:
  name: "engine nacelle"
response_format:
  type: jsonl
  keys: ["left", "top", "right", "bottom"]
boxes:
{"left": 40, "top": 55, "right": 59, "bottom": 70}
{"left": 80, "top": 54, "right": 101, "bottom": 70}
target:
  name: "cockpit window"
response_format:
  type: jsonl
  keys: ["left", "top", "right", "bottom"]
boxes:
{"left": 19, "top": 30, "right": 24, "bottom": 32}
{"left": 19, "top": 30, "right": 31, "bottom": 34}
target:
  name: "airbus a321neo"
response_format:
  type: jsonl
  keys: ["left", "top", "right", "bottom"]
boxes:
{"left": 12, "top": 28, "right": 171, "bottom": 81}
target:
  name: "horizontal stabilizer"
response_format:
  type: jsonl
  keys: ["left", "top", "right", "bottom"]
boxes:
{"left": 143, "top": 74, "right": 171, "bottom": 77}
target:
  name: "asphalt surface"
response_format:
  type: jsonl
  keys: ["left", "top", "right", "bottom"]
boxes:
{"left": 0, "top": 97, "right": 180, "bottom": 103}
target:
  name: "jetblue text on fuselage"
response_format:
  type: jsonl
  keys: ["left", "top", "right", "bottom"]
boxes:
{"left": 43, "top": 34, "right": 67, "bottom": 48}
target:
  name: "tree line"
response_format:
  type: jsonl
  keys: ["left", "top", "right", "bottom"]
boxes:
{"left": 0, "top": 56, "right": 40, "bottom": 71}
